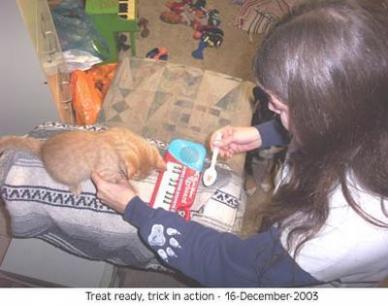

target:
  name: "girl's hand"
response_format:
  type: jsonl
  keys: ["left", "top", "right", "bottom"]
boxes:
{"left": 91, "top": 171, "right": 136, "bottom": 213}
{"left": 209, "top": 126, "right": 262, "bottom": 158}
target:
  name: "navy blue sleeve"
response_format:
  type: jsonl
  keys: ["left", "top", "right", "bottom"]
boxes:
{"left": 255, "top": 119, "right": 290, "bottom": 149}
{"left": 123, "top": 197, "right": 320, "bottom": 287}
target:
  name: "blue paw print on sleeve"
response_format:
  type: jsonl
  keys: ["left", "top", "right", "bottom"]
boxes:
{"left": 147, "top": 224, "right": 182, "bottom": 263}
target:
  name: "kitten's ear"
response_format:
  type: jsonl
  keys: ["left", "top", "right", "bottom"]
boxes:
{"left": 158, "top": 158, "right": 167, "bottom": 171}
{"left": 153, "top": 147, "right": 166, "bottom": 170}
{"left": 123, "top": 160, "right": 136, "bottom": 179}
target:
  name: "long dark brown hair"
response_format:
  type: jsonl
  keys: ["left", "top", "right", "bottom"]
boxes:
{"left": 254, "top": 0, "right": 388, "bottom": 255}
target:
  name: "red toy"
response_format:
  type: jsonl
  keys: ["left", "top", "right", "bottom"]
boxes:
{"left": 166, "top": 0, "right": 193, "bottom": 13}
{"left": 146, "top": 47, "right": 169, "bottom": 60}
{"left": 150, "top": 139, "right": 206, "bottom": 220}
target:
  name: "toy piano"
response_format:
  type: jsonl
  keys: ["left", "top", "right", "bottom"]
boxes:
{"left": 118, "top": 0, "right": 137, "bottom": 20}
{"left": 150, "top": 139, "right": 207, "bottom": 220}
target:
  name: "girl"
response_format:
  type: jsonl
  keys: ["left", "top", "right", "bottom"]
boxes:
{"left": 92, "top": 0, "right": 388, "bottom": 287}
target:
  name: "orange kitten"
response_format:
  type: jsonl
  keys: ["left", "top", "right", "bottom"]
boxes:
{"left": 0, "top": 128, "right": 166, "bottom": 194}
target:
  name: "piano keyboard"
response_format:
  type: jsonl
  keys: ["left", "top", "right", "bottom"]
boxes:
{"left": 150, "top": 140, "right": 205, "bottom": 220}
{"left": 152, "top": 162, "right": 184, "bottom": 212}
{"left": 118, "top": 0, "right": 136, "bottom": 20}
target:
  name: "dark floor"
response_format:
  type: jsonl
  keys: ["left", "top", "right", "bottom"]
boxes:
{"left": 118, "top": 267, "right": 199, "bottom": 288}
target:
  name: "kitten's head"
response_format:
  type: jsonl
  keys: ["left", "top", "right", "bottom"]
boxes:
{"left": 105, "top": 127, "right": 166, "bottom": 177}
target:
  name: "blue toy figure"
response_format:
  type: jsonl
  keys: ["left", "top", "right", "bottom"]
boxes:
{"left": 192, "top": 40, "right": 207, "bottom": 59}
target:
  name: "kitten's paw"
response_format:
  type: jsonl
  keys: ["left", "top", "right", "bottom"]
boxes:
{"left": 69, "top": 185, "right": 82, "bottom": 196}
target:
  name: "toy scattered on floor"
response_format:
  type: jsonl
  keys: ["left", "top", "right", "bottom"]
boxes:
{"left": 160, "top": 0, "right": 224, "bottom": 59}
{"left": 138, "top": 17, "right": 150, "bottom": 38}
{"left": 192, "top": 40, "right": 207, "bottom": 59}
{"left": 200, "top": 27, "right": 224, "bottom": 47}
{"left": 146, "top": 47, "right": 169, "bottom": 60}
{"left": 192, "top": 0, "right": 207, "bottom": 10}
{"left": 192, "top": 27, "right": 224, "bottom": 60}
{"left": 207, "top": 9, "right": 221, "bottom": 26}
{"left": 166, "top": 0, "right": 192, "bottom": 15}
{"left": 0, "top": 127, "right": 166, "bottom": 195}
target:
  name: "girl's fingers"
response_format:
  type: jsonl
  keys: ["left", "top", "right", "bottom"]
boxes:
{"left": 91, "top": 171, "right": 105, "bottom": 188}
{"left": 210, "top": 127, "right": 233, "bottom": 148}
{"left": 220, "top": 149, "right": 230, "bottom": 158}
{"left": 210, "top": 131, "right": 223, "bottom": 148}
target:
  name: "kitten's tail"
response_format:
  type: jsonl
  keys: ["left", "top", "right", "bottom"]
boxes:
{"left": 0, "top": 136, "right": 43, "bottom": 156}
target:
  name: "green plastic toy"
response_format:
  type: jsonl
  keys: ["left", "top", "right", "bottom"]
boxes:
{"left": 85, "top": 0, "right": 139, "bottom": 62}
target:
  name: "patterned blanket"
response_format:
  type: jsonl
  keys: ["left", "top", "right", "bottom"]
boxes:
{"left": 0, "top": 122, "right": 247, "bottom": 268}
{"left": 100, "top": 55, "right": 255, "bottom": 175}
